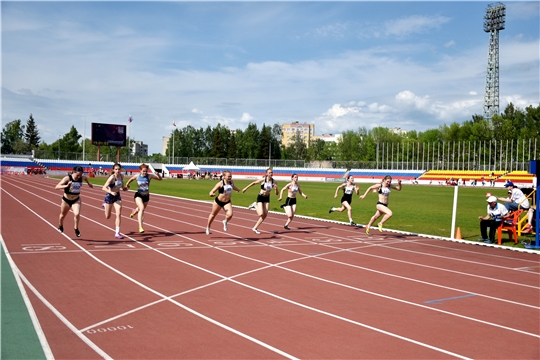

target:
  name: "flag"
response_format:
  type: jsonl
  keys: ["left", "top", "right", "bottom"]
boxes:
{"left": 128, "top": 116, "right": 133, "bottom": 123}
{"left": 172, "top": 120, "right": 176, "bottom": 127}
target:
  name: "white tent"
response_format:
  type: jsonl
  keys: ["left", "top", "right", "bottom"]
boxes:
{"left": 183, "top": 161, "right": 199, "bottom": 171}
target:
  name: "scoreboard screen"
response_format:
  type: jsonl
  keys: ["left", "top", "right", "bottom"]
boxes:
{"left": 91, "top": 123, "right": 126, "bottom": 147}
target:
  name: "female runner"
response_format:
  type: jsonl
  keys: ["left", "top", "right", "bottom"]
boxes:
{"left": 278, "top": 174, "right": 308, "bottom": 230}
{"left": 329, "top": 175, "right": 359, "bottom": 226}
{"left": 360, "top": 175, "right": 402, "bottom": 234}
{"left": 242, "top": 168, "right": 279, "bottom": 234}
{"left": 55, "top": 165, "right": 94, "bottom": 237}
{"left": 102, "top": 163, "right": 128, "bottom": 239}
{"left": 205, "top": 170, "right": 240, "bottom": 235}
{"left": 125, "top": 164, "right": 162, "bottom": 234}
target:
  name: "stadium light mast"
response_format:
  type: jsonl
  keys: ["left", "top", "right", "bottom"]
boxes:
{"left": 483, "top": 2, "right": 505, "bottom": 122}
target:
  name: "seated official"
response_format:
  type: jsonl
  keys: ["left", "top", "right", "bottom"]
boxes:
{"left": 478, "top": 196, "right": 510, "bottom": 244}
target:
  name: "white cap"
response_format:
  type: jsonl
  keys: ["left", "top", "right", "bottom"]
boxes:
{"left": 486, "top": 196, "right": 497, "bottom": 203}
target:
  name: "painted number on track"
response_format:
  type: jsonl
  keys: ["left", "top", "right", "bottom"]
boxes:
{"left": 22, "top": 244, "right": 66, "bottom": 251}
{"left": 86, "top": 325, "right": 133, "bottom": 334}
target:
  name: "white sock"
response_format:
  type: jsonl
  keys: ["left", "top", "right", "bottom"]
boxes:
{"left": 115, "top": 226, "right": 120, "bottom": 234}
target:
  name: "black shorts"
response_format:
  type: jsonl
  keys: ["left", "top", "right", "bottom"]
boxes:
{"left": 134, "top": 192, "right": 150, "bottom": 203}
{"left": 214, "top": 197, "right": 231, "bottom": 208}
{"left": 257, "top": 193, "right": 270, "bottom": 203}
{"left": 340, "top": 195, "right": 352, "bottom": 205}
{"left": 282, "top": 197, "right": 297, "bottom": 207}
{"left": 376, "top": 201, "right": 388, "bottom": 207}
{"left": 62, "top": 196, "right": 80, "bottom": 207}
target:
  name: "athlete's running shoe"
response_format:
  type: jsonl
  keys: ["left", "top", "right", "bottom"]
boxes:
{"left": 329, "top": 208, "right": 334, "bottom": 213}
{"left": 252, "top": 228, "right": 261, "bottom": 235}
{"left": 115, "top": 234, "right": 123, "bottom": 239}
{"left": 248, "top": 202, "right": 256, "bottom": 210}
{"left": 74, "top": 228, "right": 81, "bottom": 237}
{"left": 350, "top": 221, "right": 357, "bottom": 226}
{"left": 130, "top": 209, "right": 137, "bottom": 218}
{"left": 284, "top": 225, "right": 290, "bottom": 230}
{"left": 378, "top": 223, "right": 383, "bottom": 232}
{"left": 58, "top": 225, "right": 63, "bottom": 233}
{"left": 206, "top": 228, "right": 210, "bottom": 235}
{"left": 139, "top": 228, "right": 145, "bottom": 234}
{"left": 365, "top": 227, "right": 370, "bottom": 235}
{"left": 222, "top": 220, "right": 228, "bottom": 231}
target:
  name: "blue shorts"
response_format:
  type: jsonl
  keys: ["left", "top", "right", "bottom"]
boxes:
{"left": 104, "top": 193, "right": 122, "bottom": 204}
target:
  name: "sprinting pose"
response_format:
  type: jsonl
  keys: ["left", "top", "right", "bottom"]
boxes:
{"left": 205, "top": 170, "right": 240, "bottom": 235}
{"left": 278, "top": 174, "right": 308, "bottom": 230}
{"left": 329, "top": 175, "right": 359, "bottom": 226}
{"left": 55, "top": 165, "right": 93, "bottom": 237}
{"left": 102, "top": 163, "right": 128, "bottom": 239}
{"left": 125, "top": 164, "right": 162, "bottom": 234}
{"left": 360, "top": 175, "right": 402, "bottom": 234}
{"left": 242, "top": 168, "right": 279, "bottom": 234}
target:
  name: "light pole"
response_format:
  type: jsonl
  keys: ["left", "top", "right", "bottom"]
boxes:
{"left": 58, "top": 135, "right": 61, "bottom": 160}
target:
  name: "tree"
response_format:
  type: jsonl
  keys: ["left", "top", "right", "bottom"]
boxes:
{"left": 1, "top": 119, "right": 24, "bottom": 154}
{"left": 24, "top": 113, "right": 41, "bottom": 149}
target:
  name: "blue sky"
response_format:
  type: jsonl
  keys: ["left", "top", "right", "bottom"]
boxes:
{"left": 2, "top": 1, "right": 539, "bottom": 154}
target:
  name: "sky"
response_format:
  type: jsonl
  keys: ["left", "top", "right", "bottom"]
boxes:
{"left": 2, "top": 1, "right": 539, "bottom": 155}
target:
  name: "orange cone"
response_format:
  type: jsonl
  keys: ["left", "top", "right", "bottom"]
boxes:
{"left": 455, "top": 227, "right": 462, "bottom": 240}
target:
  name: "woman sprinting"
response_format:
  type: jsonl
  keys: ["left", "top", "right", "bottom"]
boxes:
{"left": 102, "top": 163, "right": 128, "bottom": 239}
{"left": 329, "top": 175, "right": 359, "bottom": 226}
{"left": 55, "top": 165, "right": 94, "bottom": 237}
{"left": 242, "top": 168, "right": 279, "bottom": 234}
{"left": 278, "top": 174, "right": 308, "bottom": 230}
{"left": 360, "top": 175, "right": 402, "bottom": 235}
{"left": 125, "top": 164, "right": 162, "bottom": 234}
{"left": 205, "top": 170, "right": 240, "bottom": 235}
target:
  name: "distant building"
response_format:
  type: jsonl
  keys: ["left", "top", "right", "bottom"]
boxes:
{"left": 281, "top": 121, "right": 315, "bottom": 148}
{"left": 389, "top": 127, "right": 407, "bottom": 135}
{"left": 161, "top": 136, "right": 170, "bottom": 156}
{"left": 131, "top": 140, "right": 148, "bottom": 157}
{"left": 313, "top": 133, "right": 342, "bottom": 143}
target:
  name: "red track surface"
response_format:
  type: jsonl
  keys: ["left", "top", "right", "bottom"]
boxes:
{"left": 2, "top": 175, "right": 539, "bottom": 359}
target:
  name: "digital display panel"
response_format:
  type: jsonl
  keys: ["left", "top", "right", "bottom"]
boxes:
{"left": 91, "top": 123, "right": 126, "bottom": 147}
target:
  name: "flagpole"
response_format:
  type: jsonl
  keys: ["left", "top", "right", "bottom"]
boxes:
{"left": 172, "top": 117, "right": 175, "bottom": 165}
{"left": 128, "top": 115, "right": 131, "bottom": 163}
{"left": 82, "top": 111, "right": 86, "bottom": 162}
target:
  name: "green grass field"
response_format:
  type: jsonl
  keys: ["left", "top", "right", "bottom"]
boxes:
{"left": 88, "top": 176, "right": 536, "bottom": 248}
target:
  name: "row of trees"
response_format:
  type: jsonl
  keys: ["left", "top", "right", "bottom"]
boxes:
{"left": 1, "top": 103, "right": 539, "bottom": 166}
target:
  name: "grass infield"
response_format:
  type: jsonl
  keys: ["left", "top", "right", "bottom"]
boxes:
{"left": 85, "top": 176, "right": 536, "bottom": 248}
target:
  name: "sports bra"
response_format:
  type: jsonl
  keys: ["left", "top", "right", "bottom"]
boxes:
{"left": 64, "top": 174, "right": 82, "bottom": 195}
{"left": 137, "top": 174, "right": 149, "bottom": 193}
{"left": 218, "top": 180, "right": 234, "bottom": 195}
{"left": 343, "top": 184, "right": 355, "bottom": 195}
{"left": 260, "top": 177, "right": 274, "bottom": 192}
{"left": 378, "top": 186, "right": 391, "bottom": 196}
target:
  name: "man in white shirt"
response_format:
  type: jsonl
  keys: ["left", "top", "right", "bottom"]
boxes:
{"left": 498, "top": 181, "right": 530, "bottom": 211}
{"left": 478, "top": 196, "right": 510, "bottom": 244}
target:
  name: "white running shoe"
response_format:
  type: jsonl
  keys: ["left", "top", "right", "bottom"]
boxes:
{"left": 222, "top": 220, "right": 228, "bottom": 231}
{"left": 206, "top": 228, "right": 210, "bottom": 235}
{"left": 248, "top": 202, "right": 256, "bottom": 210}
{"left": 252, "top": 228, "right": 261, "bottom": 235}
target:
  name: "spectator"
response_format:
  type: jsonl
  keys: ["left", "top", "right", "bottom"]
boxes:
{"left": 498, "top": 181, "right": 530, "bottom": 211}
{"left": 478, "top": 196, "right": 509, "bottom": 244}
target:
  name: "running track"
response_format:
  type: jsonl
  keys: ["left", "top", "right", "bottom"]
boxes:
{"left": 1, "top": 175, "right": 539, "bottom": 359}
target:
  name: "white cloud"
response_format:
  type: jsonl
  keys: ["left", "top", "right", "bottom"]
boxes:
{"left": 444, "top": 40, "right": 456, "bottom": 48}
{"left": 469, "top": 91, "right": 477, "bottom": 96}
{"left": 192, "top": 108, "right": 203, "bottom": 114}
{"left": 240, "top": 112, "right": 253, "bottom": 122}
{"left": 384, "top": 15, "right": 451, "bottom": 38}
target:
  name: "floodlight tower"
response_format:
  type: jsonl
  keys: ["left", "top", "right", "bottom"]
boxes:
{"left": 483, "top": 2, "right": 505, "bottom": 122}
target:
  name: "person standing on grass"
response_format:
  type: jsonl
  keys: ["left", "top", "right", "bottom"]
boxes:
{"left": 125, "top": 164, "right": 162, "bottom": 234}
{"left": 278, "top": 174, "right": 308, "bottom": 230}
{"left": 242, "top": 168, "right": 279, "bottom": 234}
{"left": 478, "top": 195, "right": 510, "bottom": 243}
{"left": 205, "top": 170, "right": 240, "bottom": 235}
{"left": 329, "top": 175, "right": 359, "bottom": 226}
{"left": 360, "top": 175, "right": 402, "bottom": 234}
{"left": 55, "top": 165, "right": 94, "bottom": 237}
{"left": 102, "top": 163, "right": 128, "bottom": 239}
